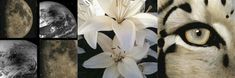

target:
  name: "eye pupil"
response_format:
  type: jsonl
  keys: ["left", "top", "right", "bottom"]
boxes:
{"left": 196, "top": 29, "right": 202, "bottom": 36}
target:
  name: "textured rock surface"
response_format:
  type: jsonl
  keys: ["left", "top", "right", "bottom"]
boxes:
{"left": 40, "top": 40, "right": 77, "bottom": 78}
{"left": 5, "top": 0, "right": 33, "bottom": 38}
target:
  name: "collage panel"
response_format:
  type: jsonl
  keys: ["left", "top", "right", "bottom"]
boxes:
{"left": 39, "top": 40, "right": 77, "bottom": 78}
{"left": 0, "top": 40, "right": 37, "bottom": 78}
{"left": 78, "top": 0, "right": 158, "bottom": 78}
{"left": 39, "top": 0, "right": 77, "bottom": 38}
{"left": 157, "top": 0, "right": 235, "bottom": 78}
{"left": 0, "top": 0, "right": 38, "bottom": 38}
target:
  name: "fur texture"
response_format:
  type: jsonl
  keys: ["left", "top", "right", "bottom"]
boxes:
{"left": 157, "top": 0, "right": 235, "bottom": 78}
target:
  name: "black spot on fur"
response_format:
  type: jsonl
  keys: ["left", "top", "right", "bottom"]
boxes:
{"left": 158, "top": 49, "right": 168, "bottom": 78}
{"left": 163, "top": 6, "right": 178, "bottom": 25}
{"left": 179, "top": 3, "right": 192, "bottom": 13}
{"left": 226, "top": 15, "right": 229, "bottom": 18}
{"left": 221, "top": 0, "right": 226, "bottom": 6}
{"left": 160, "top": 30, "right": 168, "bottom": 37}
{"left": 231, "top": 9, "right": 234, "bottom": 15}
{"left": 165, "top": 44, "right": 176, "bottom": 53}
{"left": 204, "top": 0, "right": 208, "bottom": 6}
{"left": 105, "top": 13, "right": 108, "bottom": 16}
{"left": 223, "top": 54, "right": 229, "bottom": 67}
{"left": 158, "top": 38, "right": 165, "bottom": 48}
{"left": 158, "top": 0, "right": 174, "bottom": 13}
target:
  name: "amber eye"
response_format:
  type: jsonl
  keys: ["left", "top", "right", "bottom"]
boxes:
{"left": 174, "top": 22, "right": 226, "bottom": 48}
{"left": 185, "top": 28, "right": 210, "bottom": 45}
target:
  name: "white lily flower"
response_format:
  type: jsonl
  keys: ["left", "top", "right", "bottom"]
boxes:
{"left": 83, "top": 33, "right": 150, "bottom": 78}
{"left": 78, "top": 0, "right": 105, "bottom": 49}
{"left": 78, "top": 0, "right": 157, "bottom": 50}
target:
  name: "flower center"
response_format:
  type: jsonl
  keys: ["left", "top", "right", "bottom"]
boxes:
{"left": 115, "top": 0, "right": 129, "bottom": 24}
{"left": 111, "top": 47, "right": 125, "bottom": 62}
{"left": 117, "top": 19, "right": 125, "bottom": 24}
{"left": 114, "top": 55, "right": 124, "bottom": 62}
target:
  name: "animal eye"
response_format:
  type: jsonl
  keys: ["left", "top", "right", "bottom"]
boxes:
{"left": 185, "top": 28, "right": 210, "bottom": 45}
{"left": 175, "top": 22, "right": 226, "bottom": 48}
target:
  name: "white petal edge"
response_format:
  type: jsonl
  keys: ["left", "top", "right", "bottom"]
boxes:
{"left": 84, "top": 31, "right": 98, "bottom": 49}
{"left": 136, "top": 30, "right": 147, "bottom": 46}
{"left": 145, "top": 29, "right": 158, "bottom": 46}
{"left": 96, "top": 0, "right": 116, "bottom": 18}
{"left": 139, "top": 62, "right": 158, "bottom": 75}
{"left": 78, "top": 47, "right": 85, "bottom": 54}
{"left": 97, "top": 33, "right": 113, "bottom": 52}
{"left": 148, "top": 49, "right": 158, "bottom": 60}
{"left": 83, "top": 52, "right": 114, "bottom": 68}
{"left": 112, "top": 36, "right": 124, "bottom": 54}
{"left": 112, "top": 20, "right": 136, "bottom": 51}
{"left": 78, "top": 16, "right": 113, "bottom": 35}
{"left": 117, "top": 57, "right": 143, "bottom": 78}
{"left": 103, "top": 65, "right": 120, "bottom": 78}
{"left": 126, "top": 43, "right": 150, "bottom": 61}
{"left": 126, "top": 0, "right": 145, "bottom": 17}
{"left": 129, "top": 13, "right": 158, "bottom": 30}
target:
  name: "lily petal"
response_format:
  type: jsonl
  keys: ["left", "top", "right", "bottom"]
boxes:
{"left": 103, "top": 65, "right": 120, "bottom": 78}
{"left": 97, "top": 33, "right": 113, "bottom": 52}
{"left": 129, "top": 13, "right": 158, "bottom": 30}
{"left": 147, "top": 49, "right": 158, "bottom": 60}
{"left": 139, "top": 62, "right": 158, "bottom": 75}
{"left": 117, "top": 57, "right": 143, "bottom": 78}
{"left": 112, "top": 36, "right": 124, "bottom": 54}
{"left": 126, "top": 43, "right": 150, "bottom": 61}
{"left": 97, "top": 0, "right": 116, "bottom": 18}
{"left": 136, "top": 30, "right": 147, "bottom": 46}
{"left": 84, "top": 32, "right": 98, "bottom": 49}
{"left": 145, "top": 29, "right": 157, "bottom": 46}
{"left": 83, "top": 52, "right": 114, "bottom": 68}
{"left": 112, "top": 20, "right": 136, "bottom": 51}
{"left": 78, "top": 47, "right": 85, "bottom": 54}
{"left": 78, "top": 16, "right": 113, "bottom": 35}
{"left": 126, "top": 0, "right": 145, "bottom": 17}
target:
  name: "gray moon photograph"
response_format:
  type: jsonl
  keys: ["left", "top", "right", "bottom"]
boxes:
{"left": 39, "top": 1, "right": 77, "bottom": 38}
{"left": 0, "top": 40, "right": 37, "bottom": 78}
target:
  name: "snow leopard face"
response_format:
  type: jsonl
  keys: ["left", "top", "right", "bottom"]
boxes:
{"left": 157, "top": 0, "right": 235, "bottom": 78}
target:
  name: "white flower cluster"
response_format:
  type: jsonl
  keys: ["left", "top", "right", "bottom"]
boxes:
{"left": 78, "top": 0, "right": 158, "bottom": 78}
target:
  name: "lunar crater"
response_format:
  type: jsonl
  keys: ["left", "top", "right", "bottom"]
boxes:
{"left": 5, "top": 0, "right": 33, "bottom": 38}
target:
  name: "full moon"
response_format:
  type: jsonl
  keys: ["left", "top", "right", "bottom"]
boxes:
{"left": 5, "top": 0, "right": 33, "bottom": 38}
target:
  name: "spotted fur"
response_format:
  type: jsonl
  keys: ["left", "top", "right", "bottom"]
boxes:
{"left": 157, "top": 0, "right": 235, "bottom": 78}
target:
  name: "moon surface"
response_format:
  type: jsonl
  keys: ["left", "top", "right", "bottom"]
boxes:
{"left": 39, "top": 1, "right": 77, "bottom": 38}
{"left": 5, "top": 0, "right": 33, "bottom": 38}
{"left": 40, "top": 40, "right": 77, "bottom": 78}
{"left": 0, "top": 40, "right": 37, "bottom": 78}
